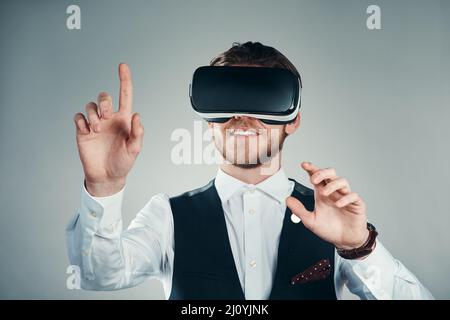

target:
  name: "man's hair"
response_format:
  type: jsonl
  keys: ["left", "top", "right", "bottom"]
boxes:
{"left": 210, "top": 41, "right": 302, "bottom": 87}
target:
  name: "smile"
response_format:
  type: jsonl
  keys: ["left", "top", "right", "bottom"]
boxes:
{"left": 228, "top": 128, "right": 259, "bottom": 136}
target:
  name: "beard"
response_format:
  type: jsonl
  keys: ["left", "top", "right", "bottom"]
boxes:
{"left": 232, "top": 131, "right": 287, "bottom": 169}
{"left": 212, "top": 118, "right": 288, "bottom": 169}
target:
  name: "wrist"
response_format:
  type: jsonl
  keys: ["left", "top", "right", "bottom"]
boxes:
{"left": 336, "top": 223, "right": 378, "bottom": 260}
{"left": 336, "top": 228, "right": 370, "bottom": 251}
{"left": 85, "top": 178, "right": 126, "bottom": 197}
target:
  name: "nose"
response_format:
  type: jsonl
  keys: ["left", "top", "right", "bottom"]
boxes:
{"left": 233, "top": 115, "right": 252, "bottom": 121}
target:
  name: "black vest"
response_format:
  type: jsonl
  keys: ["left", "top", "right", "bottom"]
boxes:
{"left": 168, "top": 178, "right": 337, "bottom": 300}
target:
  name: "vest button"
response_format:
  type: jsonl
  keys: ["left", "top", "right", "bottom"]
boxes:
{"left": 291, "top": 213, "right": 301, "bottom": 224}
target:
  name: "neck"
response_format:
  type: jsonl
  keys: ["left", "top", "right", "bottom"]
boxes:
{"left": 219, "top": 152, "right": 282, "bottom": 185}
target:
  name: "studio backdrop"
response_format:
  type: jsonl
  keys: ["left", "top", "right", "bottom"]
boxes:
{"left": 0, "top": 0, "right": 449, "bottom": 299}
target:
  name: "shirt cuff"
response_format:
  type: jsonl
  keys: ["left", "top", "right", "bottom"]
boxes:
{"left": 79, "top": 181, "right": 125, "bottom": 230}
{"left": 342, "top": 239, "right": 396, "bottom": 300}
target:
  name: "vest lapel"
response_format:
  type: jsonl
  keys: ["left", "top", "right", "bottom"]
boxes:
{"left": 269, "top": 183, "right": 301, "bottom": 298}
{"left": 269, "top": 179, "right": 336, "bottom": 299}
{"left": 209, "top": 183, "right": 246, "bottom": 299}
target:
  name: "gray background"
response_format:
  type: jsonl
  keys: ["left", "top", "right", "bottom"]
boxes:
{"left": 0, "top": 0, "right": 449, "bottom": 299}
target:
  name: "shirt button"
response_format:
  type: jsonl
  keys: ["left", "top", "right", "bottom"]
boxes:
{"left": 90, "top": 211, "right": 97, "bottom": 218}
{"left": 248, "top": 209, "right": 256, "bottom": 215}
{"left": 82, "top": 249, "right": 89, "bottom": 256}
{"left": 249, "top": 260, "right": 257, "bottom": 268}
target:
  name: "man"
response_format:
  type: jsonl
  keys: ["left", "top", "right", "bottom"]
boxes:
{"left": 66, "top": 41, "right": 432, "bottom": 299}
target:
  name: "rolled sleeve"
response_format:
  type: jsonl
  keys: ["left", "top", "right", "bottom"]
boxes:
{"left": 336, "top": 239, "right": 434, "bottom": 300}
{"left": 346, "top": 239, "right": 396, "bottom": 299}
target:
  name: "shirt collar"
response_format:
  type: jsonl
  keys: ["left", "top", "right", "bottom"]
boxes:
{"left": 214, "top": 167, "right": 292, "bottom": 204}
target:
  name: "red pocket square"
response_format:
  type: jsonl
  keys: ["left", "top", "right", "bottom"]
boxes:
{"left": 291, "top": 258, "right": 332, "bottom": 285}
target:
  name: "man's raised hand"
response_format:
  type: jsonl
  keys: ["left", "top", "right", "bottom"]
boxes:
{"left": 286, "top": 162, "right": 369, "bottom": 250}
{"left": 73, "top": 63, "right": 144, "bottom": 196}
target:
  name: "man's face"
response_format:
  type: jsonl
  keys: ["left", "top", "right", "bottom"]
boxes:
{"left": 209, "top": 116, "right": 290, "bottom": 169}
{"left": 207, "top": 63, "right": 300, "bottom": 169}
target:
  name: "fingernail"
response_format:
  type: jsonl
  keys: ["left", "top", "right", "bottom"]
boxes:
{"left": 94, "top": 123, "right": 100, "bottom": 132}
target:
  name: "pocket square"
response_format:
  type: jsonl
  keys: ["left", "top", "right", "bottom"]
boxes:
{"left": 291, "top": 258, "right": 332, "bottom": 285}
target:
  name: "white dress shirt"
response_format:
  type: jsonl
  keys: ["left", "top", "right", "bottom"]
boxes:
{"left": 66, "top": 168, "right": 433, "bottom": 300}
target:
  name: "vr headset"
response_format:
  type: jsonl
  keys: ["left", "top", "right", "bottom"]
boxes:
{"left": 189, "top": 66, "right": 302, "bottom": 124}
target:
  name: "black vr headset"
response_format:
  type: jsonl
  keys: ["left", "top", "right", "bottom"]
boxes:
{"left": 189, "top": 66, "right": 302, "bottom": 124}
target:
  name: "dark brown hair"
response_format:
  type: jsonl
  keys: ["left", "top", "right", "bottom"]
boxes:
{"left": 210, "top": 41, "right": 302, "bottom": 87}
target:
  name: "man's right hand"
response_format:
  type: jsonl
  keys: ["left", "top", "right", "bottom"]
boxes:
{"left": 73, "top": 63, "right": 144, "bottom": 197}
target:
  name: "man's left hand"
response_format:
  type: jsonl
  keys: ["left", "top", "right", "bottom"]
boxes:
{"left": 286, "top": 162, "right": 369, "bottom": 250}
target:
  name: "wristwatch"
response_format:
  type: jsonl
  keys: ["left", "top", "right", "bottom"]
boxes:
{"left": 336, "top": 223, "right": 378, "bottom": 260}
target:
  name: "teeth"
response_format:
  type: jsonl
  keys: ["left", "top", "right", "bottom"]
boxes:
{"left": 230, "top": 129, "right": 257, "bottom": 136}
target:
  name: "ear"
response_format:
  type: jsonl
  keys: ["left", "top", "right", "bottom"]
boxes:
{"left": 285, "top": 113, "right": 301, "bottom": 135}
